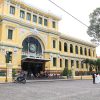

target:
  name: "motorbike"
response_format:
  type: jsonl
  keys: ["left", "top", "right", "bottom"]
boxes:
{"left": 14, "top": 75, "right": 26, "bottom": 84}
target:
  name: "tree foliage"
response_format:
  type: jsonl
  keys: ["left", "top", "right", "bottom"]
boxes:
{"left": 62, "top": 68, "right": 72, "bottom": 77}
{"left": 62, "top": 67, "right": 68, "bottom": 76}
{"left": 96, "top": 59, "right": 100, "bottom": 71}
{"left": 83, "top": 58, "right": 100, "bottom": 73}
{"left": 87, "top": 8, "right": 100, "bottom": 45}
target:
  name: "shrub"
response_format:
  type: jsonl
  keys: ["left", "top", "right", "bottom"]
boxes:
{"left": 62, "top": 68, "right": 72, "bottom": 77}
{"left": 12, "top": 69, "right": 17, "bottom": 77}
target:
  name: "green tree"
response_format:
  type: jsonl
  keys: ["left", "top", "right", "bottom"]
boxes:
{"left": 82, "top": 59, "right": 89, "bottom": 69}
{"left": 82, "top": 59, "right": 96, "bottom": 74}
{"left": 96, "top": 59, "right": 100, "bottom": 72}
{"left": 88, "top": 59, "right": 95, "bottom": 72}
{"left": 12, "top": 69, "right": 16, "bottom": 77}
{"left": 62, "top": 68, "right": 72, "bottom": 78}
{"left": 87, "top": 8, "right": 100, "bottom": 45}
{"left": 62, "top": 67, "right": 68, "bottom": 76}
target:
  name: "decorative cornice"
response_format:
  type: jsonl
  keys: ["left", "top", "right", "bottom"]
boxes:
{"left": 5, "top": 0, "right": 61, "bottom": 21}
{"left": 0, "top": 42, "right": 22, "bottom": 49}
{"left": 60, "top": 34, "right": 96, "bottom": 47}
{"left": 44, "top": 51, "right": 96, "bottom": 60}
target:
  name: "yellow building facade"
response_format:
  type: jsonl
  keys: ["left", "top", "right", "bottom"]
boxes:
{"left": 0, "top": 0, "right": 96, "bottom": 82}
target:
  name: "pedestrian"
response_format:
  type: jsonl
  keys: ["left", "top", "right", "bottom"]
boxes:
{"left": 95, "top": 73, "right": 100, "bottom": 84}
{"left": 92, "top": 73, "right": 95, "bottom": 84}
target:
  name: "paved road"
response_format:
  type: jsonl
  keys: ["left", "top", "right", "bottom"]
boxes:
{"left": 0, "top": 80, "right": 100, "bottom": 100}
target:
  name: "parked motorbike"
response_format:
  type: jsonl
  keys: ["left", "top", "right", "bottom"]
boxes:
{"left": 14, "top": 75, "right": 26, "bottom": 84}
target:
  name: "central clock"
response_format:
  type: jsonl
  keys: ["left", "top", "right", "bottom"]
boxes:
{"left": 29, "top": 44, "right": 36, "bottom": 53}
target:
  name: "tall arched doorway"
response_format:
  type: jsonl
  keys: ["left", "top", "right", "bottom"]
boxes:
{"left": 21, "top": 36, "right": 48, "bottom": 79}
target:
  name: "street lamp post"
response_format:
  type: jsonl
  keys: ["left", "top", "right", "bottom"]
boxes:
{"left": 5, "top": 51, "right": 8, "bottom": 82}
{"left": 5, "top": 52, "right": 8, "bottom": 82}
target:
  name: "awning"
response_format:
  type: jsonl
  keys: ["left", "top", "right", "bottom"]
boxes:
{"left": 21, "top": 57, "right": 50, "bottom": 63}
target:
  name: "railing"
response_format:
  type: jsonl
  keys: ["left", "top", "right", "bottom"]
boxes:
{"left": 22, "top": 52, "right": 43, "bottom": 59}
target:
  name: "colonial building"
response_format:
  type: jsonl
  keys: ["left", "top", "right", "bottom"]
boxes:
{"left": 0, "top": 0, "right": 96, "bottom": 82}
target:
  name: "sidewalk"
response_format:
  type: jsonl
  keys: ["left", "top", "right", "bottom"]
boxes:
{"left": 0, "top": 78, "right": 74, "bottom": 84}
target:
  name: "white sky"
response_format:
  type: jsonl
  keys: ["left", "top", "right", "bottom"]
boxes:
{"left": 22, "top": 0, "right": 100, "bottom": 56}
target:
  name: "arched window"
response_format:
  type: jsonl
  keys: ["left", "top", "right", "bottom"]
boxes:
{"left": 81, "top": 61, "right": 84, "bottom": 68}
{"left": 64, "top": 42, "right": 67, "bottom": 52}
{"left": 22, "top": 37, "right": 42, "bottom": 54}
{"left": 53, "top": 40, "right": 56, "bottom": 48}
{"left": 84, "top": 48, "right": 87, "bottom": 55}
{"left": 80, "top": 47, "right": 83, "bottom": 55}
{"left": 70, "top": 44, "right": 73, "bottom": 53}
{"left": 60, "top": 59, "right": 62, "bottom": 67}
{"left": 75, "top": 46, "right": 78, "bottom": 54}
{"left": 76, "top": 61, "right": 79, "bottom": 68}
{"left": 88, "top": 49, "right": 91, "bottom": 56}
{"left": 71, "top": 60, "right": 74, "bottom": 67}
{"left": 65, "top": 59, "right": 68, "bottom": 68}
{"left": 53, "top": 57, "right": 57, "bottom": 66}
{"left": 59, "top": 41, "right": 61, "bottom": 51}
{"left": 93, "top": 50, "right": 95, "bottom": 57}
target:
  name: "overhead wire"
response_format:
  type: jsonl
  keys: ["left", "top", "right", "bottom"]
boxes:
{"left": 48, "top": 0, "right": 100, "bottom": 45}
{"left": 48, "top": 0, "right": 88, "bottom": 28}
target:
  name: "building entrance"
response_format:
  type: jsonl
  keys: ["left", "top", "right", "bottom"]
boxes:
{"left": 21, "top": 58, "right": 46, "bottom": 79}
{"left": 21, "top": 36, "right": 50, "bottom": 79}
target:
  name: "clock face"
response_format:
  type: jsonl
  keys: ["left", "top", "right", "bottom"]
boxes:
{"left": 29, "top": 44, "right": 36, "bottom": 53}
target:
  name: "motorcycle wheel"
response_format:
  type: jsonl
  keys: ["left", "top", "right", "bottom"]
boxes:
{"left": 22, "top": 79, "right": 26, "bottom": 84}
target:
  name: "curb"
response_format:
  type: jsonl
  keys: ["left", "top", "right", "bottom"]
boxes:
{"left": 26, "top": 79, "right": 73, "bottom": 83}
{"left": 0, "top": 79, "right": 77, "bottom": 84}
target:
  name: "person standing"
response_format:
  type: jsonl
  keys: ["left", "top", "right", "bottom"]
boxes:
{"left": 95, "top": 73, "right": 100, "bottom": 84}
{"left": 92, "top": 73, "right": 95, "bottom": 84}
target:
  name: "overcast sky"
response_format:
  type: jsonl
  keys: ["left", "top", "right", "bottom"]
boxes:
{"left": 22, "top": 0, "right": 100, "bottom": 56}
